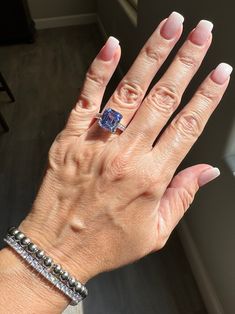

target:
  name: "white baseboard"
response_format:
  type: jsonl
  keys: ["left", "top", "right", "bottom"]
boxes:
{"left": 178, "top": 221, "right": 224, "bottom": 314}
{"left": 34, "top": 13, "right": 97, "bottom": 30}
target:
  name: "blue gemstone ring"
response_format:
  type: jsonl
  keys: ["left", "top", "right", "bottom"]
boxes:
{"left": 95, "top": 108, "right": 126, "bottom": 133}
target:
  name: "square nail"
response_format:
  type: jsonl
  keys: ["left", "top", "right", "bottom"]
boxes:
{"left": 190, "top": 20, "right": 213, "bottom": 46}
{"left": 211, "top": 62, "right": 233, "bottom": 84}
{"left": 161, "top": 11, "right": 184, "bottom": 40}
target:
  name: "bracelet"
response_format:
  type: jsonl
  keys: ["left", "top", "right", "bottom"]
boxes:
{"left": 3, "top": 227, "right": 88, "bottom": 306}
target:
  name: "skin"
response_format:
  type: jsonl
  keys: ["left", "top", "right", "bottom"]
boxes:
{"left": 0, "top": 14, "right": 231, "bottom": 314}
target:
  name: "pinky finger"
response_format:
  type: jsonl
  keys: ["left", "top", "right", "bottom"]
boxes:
{"left": 65, "top": 36, "right": 121, "bottom": 136}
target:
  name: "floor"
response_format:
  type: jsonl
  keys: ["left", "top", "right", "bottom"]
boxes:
{"left": 0, "top": 24, "right": 207, "bottom": 314}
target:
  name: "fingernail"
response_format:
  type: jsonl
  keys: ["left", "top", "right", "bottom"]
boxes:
{"left": 99, "top": 36, "right": 119, "bottom": 61}
{"left": 161, "top": 11, "right": 184, "bottom": 40}
{"left": 211, "top": 62, "right": 233, "bottom": 84}
{"left": 190, "top": 20, "right": 213, "bottom": 45}
{"left": 198, "top": 167, "right": 220, "bottom": 187}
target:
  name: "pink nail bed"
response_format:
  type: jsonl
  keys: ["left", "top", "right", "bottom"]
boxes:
{"left": 198, "top": 167, "right": 220, "bottom": 187}
{"left": 99, "top": 36, "right": 119, "bottom": 61}
{"left": 211, "top": 63, "right": 233, "bottom": 84}
{"left": 190, "top": 20, "right": 213, "bottom": 45}
{"left": 161, "top": 11, "right": 184, "bottom": 40}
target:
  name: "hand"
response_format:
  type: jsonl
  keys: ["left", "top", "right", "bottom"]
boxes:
{"left": 17, "top": 12, "right": 231, "bottom": 290}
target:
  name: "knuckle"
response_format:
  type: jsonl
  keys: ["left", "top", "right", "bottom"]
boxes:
{"left": 53, "top": 131, "right": 65, "bottom": 144}
{"left": 107, "top": 153, "right": 130, "bottom": 180}
{"left": 138, "top": 175, "right": 156, "bottom": 193}
{"left": 70, "top": 147, "right": 95, "bottom": 173}
{"left": 74, "top": 97, "right": 96, "bottom": 111}
{"left": 50, "top": 132, "right": 67, "bottom": 152}
{"left": 143, "top": 186, "right": 158, "bottom": 199}
{"left": 178, "top": 187, "right": 195, "bottom": 213}
{"left": 196, "top": 85, "right": 219, "bottom": 104}
{"left": 85, "top": 67, "right": 106, "bottom": 87}
{"left": 76, "top": 147, "right": 94, "bottom": 163}
{"left": 48, "top": 139, "right": 65, "bottom": 167}
{"left": 141, "top": 175, "right": 163, "bottom": 199}
{"left": 172, "top": 110, "right": 203, "bottom": 139}
{"left": 177, "top": 50, "right": 199, "bottom": 69}
{"left": 112, "top": 80, "right": 144, "bottom": 109}
{"left": 146, "top": 83, "right": 179, "bottom": 117}
{"left": 142, "top": 45, "right": 164, "bottom": 64}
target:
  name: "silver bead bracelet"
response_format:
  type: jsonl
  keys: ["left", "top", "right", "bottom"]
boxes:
{"left": 4, "top": 227, "right": 88, "bottom": 306}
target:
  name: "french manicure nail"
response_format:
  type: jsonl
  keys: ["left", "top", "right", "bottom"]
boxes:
{"left": 99, "top": 36, "right": 119, "bottom": 61}
{"left": 198, "top": 167, "right": 220, "bottom": 187}
{"left": 161, "top": 11, "right": 184, "bottom": 40}
{"left": 211, "top": 62, "right": 233, "bottom": 84}
{"left": 190, "top": 20, "right": 213, "bottom": 46}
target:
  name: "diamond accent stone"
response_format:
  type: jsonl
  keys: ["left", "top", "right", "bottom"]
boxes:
{"left": 3, "top": 235, "right": 85, "bottom": 306}
{"left": 98, "top": 108, "right": 123, "bottom": 133}
{"left": 26, "top": 255, "right": 34, "bottom": 264}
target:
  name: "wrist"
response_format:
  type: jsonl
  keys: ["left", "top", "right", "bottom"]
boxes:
{"left": 11, "top": 169, "right": 96, "bottom": 287}
{"left": 0, "top": 246, "right": 69, "bottom": 313}
{"left": 19, "top": 211, "right": 93, "bottom": 285}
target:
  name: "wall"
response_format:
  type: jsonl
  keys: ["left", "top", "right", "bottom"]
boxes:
{"left": 97, "top": 0, "right": 235, "bottom": 313}
{"left": 28, "top": 0, "right": 96, "bottom": 19}
{"left": 96, "top": 0, "right": 138, "bottom": 72}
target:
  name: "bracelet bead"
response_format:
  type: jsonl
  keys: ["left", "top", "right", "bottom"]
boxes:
{"left": 61, "top": 271, "right": 69, "bottom": 281}
{"left": 79, "top": 285, "right": 86, "bottom": 297}
{"left": 53, "top": 264, "right": 62, "bottom": 274}
{"left": 27, "top": 243, "right": 38, "bottom": 253}
{"left": 12, "top": 229, "right": 20, "bottom": 237}
{"left": 15, "top": 232, "right": 25, "bottom": 241}
{"left": 36, "top": 249, "right": 45, "bottom": 259}
{"left": 21, "top": 237, "right": 31, "bottom": 246}
{"left": 4, "top": 227, "right": 88, "bottom": 305}
{"left": 8, "top": 227, "right": 17, "bottom": 235}
{"left": 75, "top": 282, "right": 82, "bottom": 292}
{"left": 68, "top": 277, "right": 76, "bottom": 287}
{"left": 44, "top": 256, "right": 53, "bottom": 267}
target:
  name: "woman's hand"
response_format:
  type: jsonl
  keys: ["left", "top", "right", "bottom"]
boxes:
{"left": 13, "top": 11, "right": 232, "bottom": 300}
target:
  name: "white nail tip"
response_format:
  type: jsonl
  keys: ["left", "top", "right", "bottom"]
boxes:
{"left": 107, "top": 36, "right": 120, "bottom": 47}
{"left": 171, "top": 11, "right": 185, "bottom": 23}
{"left": 212, "top": 167, "right": 220, "bottom": 177}
{"left": 217, "top": 63, "right": 233, "bottom": 75}
{"left": 198, "top": 167, "right": 221, "bottom": 187}
{"left": 198, "top": 20, "right": 214, "bottom": 31}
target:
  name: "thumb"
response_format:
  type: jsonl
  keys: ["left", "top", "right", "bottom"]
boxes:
{"left": 158, "top": 164, "right": 220, "bottom": 236}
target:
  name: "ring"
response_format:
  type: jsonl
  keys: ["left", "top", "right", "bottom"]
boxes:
{"left": 95, "top": 108, "right": 126, "bottom": 133}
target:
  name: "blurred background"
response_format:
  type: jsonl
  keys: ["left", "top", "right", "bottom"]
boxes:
{"left": 0, "top": 1, "right": 234, "bottom": 313}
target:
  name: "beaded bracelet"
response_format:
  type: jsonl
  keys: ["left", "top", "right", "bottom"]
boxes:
{"left": 4, "top": 227, "right": 88, "bottom": 306}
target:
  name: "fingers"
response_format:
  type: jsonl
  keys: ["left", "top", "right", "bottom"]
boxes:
{"left": 157, "top": 164, "right": 220, "bottom": 240}
{"left": 153, "top": 62, "right": 233, "bottom": 177}
{"left": 65, "top": 37, "right": 121, "bottom": 136}
{"left": 88, "top": 11, "right": 184, "bottom": 137}
{"left": 123, "top": 20, "right": 213, "bottom": 147}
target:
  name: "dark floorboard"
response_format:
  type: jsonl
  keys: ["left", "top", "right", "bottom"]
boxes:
{"left": 0, "top": 24, "right": 207, "bottom": 314}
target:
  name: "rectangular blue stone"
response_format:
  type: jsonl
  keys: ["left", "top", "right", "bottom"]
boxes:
{"left": 99, "top": 108, "right": 123, "bottom": 133}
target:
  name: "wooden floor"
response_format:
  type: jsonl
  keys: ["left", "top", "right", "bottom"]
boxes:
{"left": 0, "top": 25, "right": 207, "bottom": 314}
